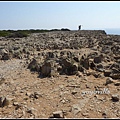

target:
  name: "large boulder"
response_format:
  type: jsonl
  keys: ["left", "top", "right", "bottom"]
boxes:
{"left": 40, "top": 60, "right": 52, "bottom": 77}
{"left": 80, "top": 55, "right": 89, "bottom": 70}
{"left": 95, "top": 63, "right": 104, "bottom": 72}
{"left": 2, "top": 53, "right": 11, "bottom": 60}
{"left": 0, "top": 97, "right": 10, "bottom": 107}
{"left": 93, "top": 54, "right": 104, "bottom": 64}
{"left": 46, "top": 52, "right": 57, "bottom": 58}
{"left": 40, "top": 60, "right": 59, "bottom": 77}
{"left": 60, "top": 57, "right": 78, "bottom": 75}
{"left": 110, "top": 73, "right": 120, "bottom": 79}
{"left": 104, "top": 70, "right": 112, "bottom": 77}
{"left": 0, "top": 49, "right": 11, "bottom": 60}
{"left": 66, "top": 62, "right": 78, "bottom": 75}
{"left": 27, "top": 58, "right": 40, "bottom": 72}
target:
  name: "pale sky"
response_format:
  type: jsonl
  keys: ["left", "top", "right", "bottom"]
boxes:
{"left": 0, "top": 1, "right": 120, "bottom": 30}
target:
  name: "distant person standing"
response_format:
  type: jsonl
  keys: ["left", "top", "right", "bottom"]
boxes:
{"left": 78, "top": 25, "right": 81, "bottom": 30}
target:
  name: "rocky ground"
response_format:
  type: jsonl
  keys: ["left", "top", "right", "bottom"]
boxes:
{"left": 0, "top": 30, "right": 120, "bottom": 118}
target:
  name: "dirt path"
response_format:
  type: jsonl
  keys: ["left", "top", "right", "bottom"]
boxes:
{"left": 0, "top": 59, "right": 26, "bottom": 80}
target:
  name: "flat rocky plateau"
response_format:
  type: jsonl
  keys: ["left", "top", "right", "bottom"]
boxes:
{"left": 0, "top": 30, "right": 120, "bottom": 118}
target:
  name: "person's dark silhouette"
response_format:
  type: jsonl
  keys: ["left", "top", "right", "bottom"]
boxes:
{"left": 78, "top": 25, "right": 81, "bottom": 30}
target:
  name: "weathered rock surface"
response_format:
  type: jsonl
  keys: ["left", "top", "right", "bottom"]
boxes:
{"left": 0, "top": 30, "right": 120, "bottom": 118}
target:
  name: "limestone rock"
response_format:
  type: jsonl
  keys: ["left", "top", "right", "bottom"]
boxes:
{"left": 104, "top": 70, "right": 112, "bottom": 77}
{"left": 27, "top": 58, "right": 40, "bottom": 72}
{"left": 40, "top": 60, "right": 52, "bottom": 77}
{"left": 80, "top": 55, "right": 89, "bottom": 70}
{"left": 0, "top": 97, "right": 10, "bottom": 107}
{"left": 2, "top": 97, "right": 9, "bottom": 107}
{"left": 105, "top": 77, "right": 114, "bottom": 85}
{"left": 71, "top": 98, "right": 89, "bottom": 115}
{"left": 111, "top": 94, "right": 119, "bottom": 102}
{"left": 114, "top": 82, "right": 120, "bottom": 86}
{"left": 52, "top": 110, "right": 64, "bottom": 118}
{"left": 94, "top": 56, "right": 101, "bottom": 64}
{"left": 110, "top": 73, "right": 120, "bottom": 79}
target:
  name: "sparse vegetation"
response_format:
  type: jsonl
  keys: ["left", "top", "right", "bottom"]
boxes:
{"left": 0, "top": 30, "right": 11, "bottom": 37}
{"left": 61, "top": 28, "right": 71, "bottom": 31}
{"left": 0, "top": 28, "right": 71, "bottom": 38}
{"left": 7, "top": 31, "right": 28, "bottom": 38}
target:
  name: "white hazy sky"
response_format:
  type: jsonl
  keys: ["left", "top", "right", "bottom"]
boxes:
{"left": 0, "top": 1, "right": 120, "bottom": 30}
